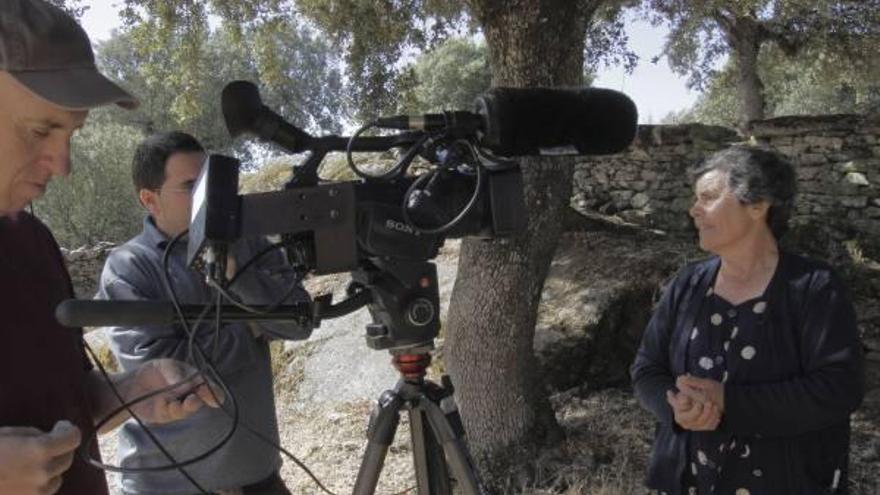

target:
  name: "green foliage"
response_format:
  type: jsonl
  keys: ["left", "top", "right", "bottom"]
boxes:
{"left": 646, "top": 0, "right": 880, "bottom": 89}
{"left": 645, "top": 0, "right": 880, "bottom": 122}
{"left": 116, "top": 1, "right": 634, "bottom": 122}
{"left": 585, "top": 1, "right": 642, "bottom": 74}
{"left": 46, "top": 0, "right": 88, "bottom": 18}
{"left": 95, "top": 18, "right": 343, "bottom": 162}
{"left": 766, "top": 43, "right": 880, "bottom": 116}
{"left": 680, "top": 42, "right": 880, "bottom": 126}
{"left": 239, "top": 158, "right": 296, "bottom": 193}
{"left": 405, "top": 37, "right": 491, "bottom": 113}
{"left": 35, "top": 113, "right": 145, "bottom": 247}
{"left": 114, "top": 0, "right": 468, "bottom": 123}
{"left": 296, "top": 0, "right": 470, "bottom": 120}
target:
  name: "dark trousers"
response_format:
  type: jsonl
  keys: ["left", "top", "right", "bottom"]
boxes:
{"left": 204, "top": 471, "right": 292, "bottom": 495}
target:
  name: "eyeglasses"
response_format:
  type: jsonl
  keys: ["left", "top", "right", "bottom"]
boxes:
{"left": 157, "top": 183, "right": 196, "bottom": 195}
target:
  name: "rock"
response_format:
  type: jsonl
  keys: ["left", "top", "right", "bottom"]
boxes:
{"left": 799, "top": 153, "right": 827, "bottom": 166}
{"left": 845, "top": 172, "right": 871, "bottom": 186}
{"left": 840, "top": 160, "right": 869, "bottom": 173}
{"left": 866, "top": 352, "right": 880, "bottom": 392}
{"left": 534, "top": 231, "right": 699, "bottom": 391}
{"left": 840, "top": 196, "right": 869, "bottom": 208}
{"left": 631, "top": 192, "right": 650, "bottom": 209}
{"left": 641, "top": 170, "right": 659, "bottom": 182}
{"left": 62, "top": 242, "right": 116, "bottom": 299}
{"left": 797, "top": 167, "right": 823, "bottom": 180}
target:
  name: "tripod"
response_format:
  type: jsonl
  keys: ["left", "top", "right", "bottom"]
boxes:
{"left": 352, "top": 348, "right": 488, "bottom": 495}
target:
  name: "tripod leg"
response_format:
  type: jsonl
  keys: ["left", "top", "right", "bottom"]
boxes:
{"left": 422, "top": 399, "right": 488, "bottom": 495}
{"left": 353, "top": 388, "right": 405, "bottom": 495}
{"left": 408, "top": 404, "right": 451, "bottom": 494}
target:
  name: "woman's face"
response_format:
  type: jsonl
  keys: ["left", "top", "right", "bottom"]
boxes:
{"left": 689, "top": 169, "right": 769, "bottom": 254}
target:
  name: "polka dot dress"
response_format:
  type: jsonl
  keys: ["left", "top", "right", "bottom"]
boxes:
{"left": 681, "top": 288, "right": 769, "bottom": 494}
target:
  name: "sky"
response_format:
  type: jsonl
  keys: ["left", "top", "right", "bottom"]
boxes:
{"left": 80, "top": 2, "right": 702, "bottom": 124}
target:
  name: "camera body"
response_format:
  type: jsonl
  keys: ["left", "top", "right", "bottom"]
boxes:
{"left": 186, "top": 148, "right": 526, "bottom": 350}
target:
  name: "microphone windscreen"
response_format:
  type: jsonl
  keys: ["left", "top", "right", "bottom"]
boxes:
{"left": 476, "top": 87, "right": 638, "bottom": 156}
{"left": 222, "top": 80, "right": 265, "bottom": 138}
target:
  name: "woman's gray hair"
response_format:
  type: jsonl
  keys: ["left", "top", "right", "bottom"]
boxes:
{"left": 689, "top": 146, "right": 797, "bottom": 239}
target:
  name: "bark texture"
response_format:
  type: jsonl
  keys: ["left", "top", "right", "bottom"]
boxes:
{"left": 445, "top": 0, "right": 599, "bottom": 483}
{"left": 717, "top": 12, "right": 767, "bottom": 128}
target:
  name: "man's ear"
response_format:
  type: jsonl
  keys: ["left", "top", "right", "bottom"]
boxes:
{"left": 139, "top": 188, "right": 159, "bottom": 216}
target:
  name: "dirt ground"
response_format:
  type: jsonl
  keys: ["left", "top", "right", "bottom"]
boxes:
{"left": 98, "top": 378, "right": 880, "bottom": 495}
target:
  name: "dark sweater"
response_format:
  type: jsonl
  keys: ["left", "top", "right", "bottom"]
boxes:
{"left": 631, "top": 251, "right": 865, "bottom": 494}
{"left": 0, "top": 212, "right": 108, "bottom": 495}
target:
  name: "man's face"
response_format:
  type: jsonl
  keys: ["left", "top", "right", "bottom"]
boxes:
{"left": 141, "top": 151, "right": 205, "bottom": 238}
{"left": 0, "top": 72, "right": 88, "bottom": 216}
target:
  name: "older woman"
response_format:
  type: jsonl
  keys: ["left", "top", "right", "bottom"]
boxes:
{"left": 631, "top": 146, "right": 864, "bottom": 495}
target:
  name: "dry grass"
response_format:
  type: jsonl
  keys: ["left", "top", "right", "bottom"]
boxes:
{"left": 514, "top": 388, "right": 653, "bottom": 495}
{"left": 270, "top": 339, "right": 318, "bottom": 397}
{"left": 94, "top": 344, "right": 120, "bottom": 373}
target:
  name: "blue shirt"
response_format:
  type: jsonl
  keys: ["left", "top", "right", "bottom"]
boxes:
{"left": 96, "top": 216, "right": 312, "bottom": 494}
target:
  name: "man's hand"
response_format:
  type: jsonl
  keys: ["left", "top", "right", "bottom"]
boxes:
{"left": 0, "top": 420, "right": 81, "bottom": 495}
{"left": 225, "top": 253, "right": 237, "bottom": 282}
{"left": 123, "top": 359, "right": 224, "bottom": 425}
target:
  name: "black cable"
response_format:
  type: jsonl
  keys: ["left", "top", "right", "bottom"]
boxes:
{"left": 346, "top": 123, "right": 427, "bottom": 181}
{"left": 189, "top": 238, "right": 342, "bottom": 495}
{"left": 206, "top": 275, "right": 304, "bottom": 316}
{"left": 77, "top": 232, "right": 241, "bottom": 487}
{"left": 401, "top": 140, "right": 485, "bottom": 235}
{"left": 168, "top": 234, "right": 340, "bottom": 494}
{"left": 227, "top": 242, "right": 287, "bottom": 286}
{"left": 78, "top": 341, "right": 216, "bottom": 495}
{"left": 81, "top": 230, "right": 410, "bottom": 495}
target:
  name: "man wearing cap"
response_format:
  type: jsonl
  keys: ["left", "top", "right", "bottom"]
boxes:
{"left": 0, "top": 1, "right": 223, "bottom": 494}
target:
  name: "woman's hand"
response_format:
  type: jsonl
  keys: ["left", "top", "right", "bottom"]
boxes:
{"left": 667, "top": 374, "right": 725, "bottom": 431}
{"left": 667, "top": 388, "right": 722, "bottom": 431}
{"left": 677, "top": 374, "right": 725, "bottom": 413}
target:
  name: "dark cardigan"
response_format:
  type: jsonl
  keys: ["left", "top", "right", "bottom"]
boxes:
{"left": 631, "top": 251, "right": 865, "bottom": 494}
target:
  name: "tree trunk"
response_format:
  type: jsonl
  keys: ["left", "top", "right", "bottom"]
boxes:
{"left": 446, "top": 0, "right": 594, "bottom": 484}
{"left": 728, "top": 15, "right": 766, "bottom": 129}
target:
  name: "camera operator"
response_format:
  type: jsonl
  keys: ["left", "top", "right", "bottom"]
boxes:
{"left": 0, "top": 2, "right": 224, "bottom": 495}
{"left": 95, "top": 131, "right": 312, "bottom": 495}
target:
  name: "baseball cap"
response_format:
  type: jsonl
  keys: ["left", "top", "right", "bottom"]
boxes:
{"left": 0, "top": 0, "right": 139, "bottom": 110}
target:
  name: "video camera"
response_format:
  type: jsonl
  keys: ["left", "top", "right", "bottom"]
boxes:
{"left": 58, "top": 80, "right": 637, "bottom": 352}
{"left": 183, "top": 80, "right": 637, "bottom": 351}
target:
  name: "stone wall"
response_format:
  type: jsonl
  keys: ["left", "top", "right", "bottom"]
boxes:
{"left": 573, "top": 114, "right": 880, "bottom": 258}
{"left": 572, "top": 123, "right": 740, "bottom": 233}
{"left": 62, "top": 242, "right": 115, "bottom": 299}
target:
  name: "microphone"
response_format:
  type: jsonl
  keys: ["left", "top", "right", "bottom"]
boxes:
{"left": 376, "top": 111, "right": 483, "bottom": 136}
{"left": 476, "top": 87, "right": 638, "bottom": 156}
{"left": 57, "top": 300, "right": 178, "bottom": 327}
{"left": 55, "top": 300, "right": 314, "bottom": 328}
{"left": 221, "top": 80, "right": 312, "bottom": 153}
{"left": 375, "top": 87, "right": 638, "bottom": 156}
